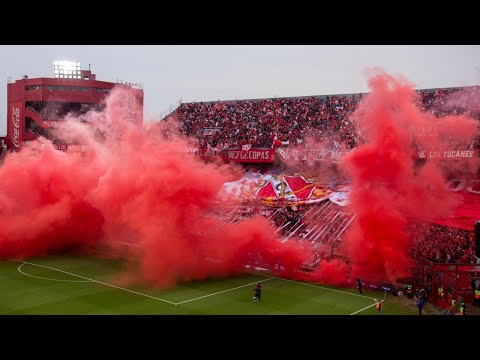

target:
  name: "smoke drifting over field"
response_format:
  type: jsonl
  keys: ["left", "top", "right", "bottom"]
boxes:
{"left": 1, "top": 74, "right": 477, "bottom": 288}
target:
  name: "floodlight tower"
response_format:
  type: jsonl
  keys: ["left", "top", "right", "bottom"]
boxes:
{"left": 54, "top": 60, "right": 82, "bottom": 79}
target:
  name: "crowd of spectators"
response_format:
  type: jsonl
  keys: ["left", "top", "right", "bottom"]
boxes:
{"left": 273, "top": 206, "right": 304, "bottom": 234}
{"left": 174, "top": 86, "right": 480, "bottom": 150}
{"left": 176, "top": 95, "right": 362, "bottom": 150}
{"left": 410, "top": 223, "right": 477, "bottom": 264}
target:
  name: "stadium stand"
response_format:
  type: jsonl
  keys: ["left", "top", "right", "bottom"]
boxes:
{"left": 411, "top": 223, "right": 477, "bottom": 264}
{"left": 173, "top": 85, "right": 480, "bottom": 273}
{"left": 174, "top": 86, "right": 480, "bottom": 151}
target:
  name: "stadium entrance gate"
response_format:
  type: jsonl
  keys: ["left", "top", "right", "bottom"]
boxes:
{"left": 415, "top": 258, "right": 480, "bottom": 307}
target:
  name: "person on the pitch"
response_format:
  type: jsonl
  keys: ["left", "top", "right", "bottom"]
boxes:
{"left": 357, "top": 278, "right": 363, "bottom": 295}
{"left": 253, "top": 282, "right": 262, "bottom": 301}
{"left": 375, "top": 298, "right": 382, "bottom": 314}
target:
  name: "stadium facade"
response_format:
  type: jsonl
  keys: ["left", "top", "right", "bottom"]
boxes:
{"left": 5, "top": 62, "right": 144, "bottom": 152}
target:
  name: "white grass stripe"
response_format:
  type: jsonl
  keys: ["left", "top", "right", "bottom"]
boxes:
{"left": 350, "top": 300, "right": 383, "bottom": 315}
{"left": 10, "top": 259, "right": 176, "bottom": 305}
{"left": 175, "top": 277, "right": 275, "bottom": 305}
{"left": 18, "top": 263, "right": 92, "bottom": 283}
{"left": 260, "top": 274, "right": 376, "bottom": 300}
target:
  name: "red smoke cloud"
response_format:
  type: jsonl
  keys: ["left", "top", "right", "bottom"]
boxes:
{"left": 1, "top": 75, "right": 478, "bottom": 289}
{"left": 0, "top": 87, "right": 311, "bottom": 288}
{"left": 341, "top": 71, "right": 479, "bottom": 282}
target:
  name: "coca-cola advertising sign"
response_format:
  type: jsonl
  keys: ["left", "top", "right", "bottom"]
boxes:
{"left": 10, "top": 103, "right": 22, "bottom": 149}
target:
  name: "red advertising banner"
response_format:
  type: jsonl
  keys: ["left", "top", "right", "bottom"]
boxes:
{"left": 53, "top": 144, "right": 88, "bottom": 152}
{"left": 187, "top": 147, "right": 275, "bottom": 163}
{"left": 54, "top": 144, "right": 68, "bottom": 151}
{"left": 222, "top": 147, "right": 275, "bottom": 163}
{"left": 7, "top": 102, "right": 23, "bottom": 150}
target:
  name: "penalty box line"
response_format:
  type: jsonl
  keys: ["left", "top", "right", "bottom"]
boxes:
{"left": 11, "top": 259, "right": 273, "bottom": 306}
{"left": 256, "top": 273, "right": 377, "bottom": 300}
{"left": 255, "top": 273, "right": 383, "bottom": 315}
{"left": 175, "top": 277, "right": 275, "bottom": 305}
{"left": 349, "top": 300, "right": 382, "bottom": 315}
{"left": 10, "top": 259, "right": 177, "bottom": 306}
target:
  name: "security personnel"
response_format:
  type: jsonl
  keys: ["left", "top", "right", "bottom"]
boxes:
{"left": 438, "top": 285, "right": 444, "bottom": 301}
{"left": 459, "top": 302, "right": 465, "bottom": 315}
{"left": 406, "top": 284, "right": 413, "bottom": 300}
{"left": 375, "top": 298, "right": 382, "bottom": 314}
{"left": 474, "top": 287, "right": 480, "bottom": 306}
{"left": 451, "top": 298, "right": 456, "bottom": 306}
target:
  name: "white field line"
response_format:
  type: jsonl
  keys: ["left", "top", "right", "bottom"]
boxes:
{"left": 350, "top": 300, "right": 383, "bottom": 315}
{"left": 18, "top": 263, "right": 92, "bottom": 283}
{"left": 257, "top": 274, "right": 376, "bottom": 300}
{"left": 10, "top": 259, "right": 177, "bottom": 305}
{"left": 12, "top": 259, "right": 377, "bottom": 311}
{"left": 175, "top": 277, "right": 275, "bottom": 305}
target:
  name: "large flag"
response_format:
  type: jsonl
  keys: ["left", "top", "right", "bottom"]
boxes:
{"left": 255, "top": 174, "right": 330, "bottom": 206}
{"left": 434, "top": 178, "right": 480, "bottom": 230}
{"left": 328, "top": 186, "right": 351, "bottom": 206}
{"left": 217, "top": 172, "right": 344, "bottom": 207}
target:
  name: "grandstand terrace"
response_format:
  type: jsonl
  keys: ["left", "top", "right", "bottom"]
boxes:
{"left": 172, "top": 85, "right": 480, "bottom": 151}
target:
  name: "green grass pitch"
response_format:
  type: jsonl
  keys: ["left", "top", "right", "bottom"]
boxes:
{"left": 0, "top": 255, "right": 417, "bottom": 315}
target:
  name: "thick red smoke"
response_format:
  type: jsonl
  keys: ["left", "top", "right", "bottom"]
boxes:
{"left": 0, "top": 87, "right": 311, "bottom": 288}
{"left": 341, "top": 71, "right": 479, "bottom": 283}
{"left": 1, "top": 75, "right": 477, "bottom": 289}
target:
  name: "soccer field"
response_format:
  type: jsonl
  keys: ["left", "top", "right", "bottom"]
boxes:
{"left": 0, "top": 255, "right": 415, "bottom": 315}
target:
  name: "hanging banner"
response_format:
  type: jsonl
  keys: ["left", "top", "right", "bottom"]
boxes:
{"left": 278, "top": 147, "right": 350, "bottom": 163}
{"left": 191, "top": 147, "right": 222, "bottom": 160}
{"left": 222, "top": 147, "right": 275, "bottom": 163}
{"left": 418, "top": 150, "right": 477, "bottom": 159}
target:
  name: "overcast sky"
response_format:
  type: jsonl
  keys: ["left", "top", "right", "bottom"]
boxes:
{"left": 1, "top": 45, "right": 479, "bottom": 136}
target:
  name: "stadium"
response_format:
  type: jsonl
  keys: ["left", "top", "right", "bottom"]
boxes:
{"left": 1, "top": 53, "right": 480, "bottom": 315}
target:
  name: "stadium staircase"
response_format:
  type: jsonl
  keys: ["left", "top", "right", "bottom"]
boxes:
{"left": 191, "top": 201, "right": 355, "bottom": 268}
{"left": 25, "top": 107, "right": 48, "bottom": 128}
